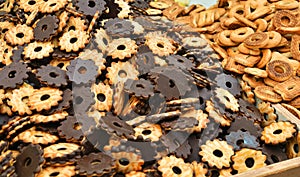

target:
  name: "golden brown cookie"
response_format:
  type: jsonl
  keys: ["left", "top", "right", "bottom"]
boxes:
{"left": 35, "top": 165, "right": 76, "bottom": 177}
{"left": 134, "top": 122, "right": 162, "bottom": 141}
{"left": 266, "top": 60, "right": 293, "bottom": 82}
{"left": 261, "top": 121, "right": 296, "bottom": 144}
{"left": 191, "top": 161, "right": 207, "bottom": 177}
{"left": 23, "top": 41, "right": 54, "bottom": 60}
{"left": 91, "top": 83, "right": 113, "bottom": 112}
{"left": 145, "top": 32, "right": 177, "bottom": 56}
{"left": 111, "top": 150, "right": 144, "bottom": 174}
{"left": 254, "top": 85, "right": 282, "bottom": 103}
{"left": 274, "top": 76, "right": 300, "bottom": 101}
{"left": 28, "top": 87, "right": 63, "bottom": 112}
{"left": 12, "top": 127, "right": 59, "bottom": 145}
{"left": 107, "top": 38, "right": 138, "bottom": 60}
{"left": 6, "top": 83, "right": 34, "bottom": 116}
{"left": 286, "top": 132, "right": 300, "bottom": 159}
{"left": 258, "top": 101, "right": 277, "bottom": 127}
{"left": 199, "top": 139, "right": 234, "bottom": 169}
{"left": 59, "top": 30, "right": 89, "bottom": 52}
{"left": 158, "top": 155, "right": 193, "bottom": 177}
{"left": 232, "top": 148, "right": 266, "bottom": 174}
{"left": 43, "top": 143, "right": 80, "bottom": 160}
{"left": 5, "top": 24, "right": 34, "bottom": 46}
{"left": 106, "top": 61, "right": 139, "bottom": 85}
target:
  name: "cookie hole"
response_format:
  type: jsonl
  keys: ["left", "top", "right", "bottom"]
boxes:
{"left": 199, "top": 97, "right": 204, "bottom": 105}
{"left": 171, "top": 7, "right": 179, "bottom": 12}
{"left": 8, "top": 71, "right": 16, "bottom": 78}
{"left": 172, "top": 166, "right": 182, "bottom": 174}
{"left": 113, "top": 121, "right": 122, "bottom": 128}
{"left": 22, "top": 96, "right": 29, "bottom": 101}
{"left": 117, "top": 45, "right": 126, "bottom": 50}
{"left": 57, "top": 147, "right": 67, "bottom": 151}
{"left": 263, "top": 114, "right": 268, "bottom": 121}
{"left": 288, "top": 85, "right": 295, "bottom": 90}
{"left": 49, "top": 72, "right": 58, "bottom": 78}
{"left": 236, "top": 10, "right": 244, "bottom": 15}
{"left": 245, "top": 157, "right": 255, "bottom": 168}
{"left": 91, "top": 159, "right": 102, "bottom": 165}
{"left": 24, "top": 157, "right": 32, "bottom": 167}
{"left": 274, "top": 66, "right": 284, "bottom": 73}
{"left": 119, "top": 158, "right": 129, "bottom": 166}
{"left": 70, "top": 37, "right": 78, "bottom": 44}
{"left": 213, "top": 150, "right": 223, "bottom": 157}
{"left": 273, "top": 129, "right": 282, "bottom": 134}
{"left": 136, "top": 84, "right": 145, "bottom": 89}
{"left": 250, "top": 36, "right": 263, "bottom": 42}
{"left": 281, "top": 16, "right": 291, "bottom": 26}
{"left": 211, "top": 170, "right": 220, "bottom": 177}
{"left": 225, "top": 81, "right": 232, "bottom": 88}
{"left": 41, "top": 94, "right": 50, "bottom": 101}
{"left": 118, "top": 70, "right": 127, "bottom": 78}
{"left": 68, "top": 26, "right": 76, "bottom": 31}
{"left": 2, "top": 29, "right": 8, "bottom": 33}
{"left": 78, "top": 66, "right": 87, "bottom": 74}
{"left": 142, "top": 130, "right": 151, "bottom": 135}
{"left": 57, "top": 63, "right": 64, "bottom": 68}
{"left": 294, "top": 144, "right": 299, "bottom": 153}
{"left": 4, "top": 48, "right": 8, "bottom": 53}
{"left": 28, "top": 0, "right": 36, "bottom": 5}
{"left": 73, "top": 122, "right": 82, "bottom": 130}
{"left": 16, "top": 33, "right": 24, "bottom": 38}
{"left": 224, "top": 96, "right": 230, "bottom": 102}
{"left": 34, "top": 134, "right": 44, "bottom": 137}
{"left": 177, "top": 59, "right": 184, "bottom": 63}
{"left": 42, "top": 25, "right": 48, "bottom": 31}
{"left": 88, "top": 0, "right": 96, "bottom": 8}
{"left": 271, "top": 155, "right": 279, "bottom": 163}
{"left": 103, "top": 38, "right": 108, "bottom": 45}
{"left": 169, "top": 79, "right": 175, "bottom": 88}
{"left": 75, "top": 96, "right": 83, "bottom": 104}
{"left": 237, "top": 139, "right": 244, "bottom": 146}
{"left": 157, "top": 43, "right": 164, "bottom": 48}
{"left": 97, "top": 93, "right": 106, "bottom": 102}
{"left": 34, "top": 46, "right": 42, "bottom": 52}
{"left": 49, "top": 3, "right": 56, "bottom": 7}
{"left": 49, "top": 172, "right": 60, "bottom": 176}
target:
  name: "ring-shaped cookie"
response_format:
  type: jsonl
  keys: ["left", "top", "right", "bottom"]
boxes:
{"left": 266, "top": 60, "right": 293, "bottom": 82}
{"left": 244, "top": 32, "right": 269, "bottom": 49}
{"left": 254, "top": 85, "right": 282, "bottom": 103}
{"left": 218, "top": 30, "right": 238, "bottom": 46}
{"left": 231, "top": 27, "right": 255, "bottom": 43}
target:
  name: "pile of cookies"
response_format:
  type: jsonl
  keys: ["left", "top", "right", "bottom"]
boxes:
{"left": 0, "top": 0, "right": 299, "bottom": 177}
{"left": 167, "top": 0, "right": 300, "bottom": 118}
